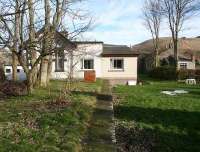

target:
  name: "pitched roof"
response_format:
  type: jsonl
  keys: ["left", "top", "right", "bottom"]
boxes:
{"left": 102, "top": 44, "right": 139, "bottom": 57}
{"left": 72, "top": 41, "right": 103, "bottom": 44}
{"left": 36, "top": 27, "right": 76, "bottom": 48}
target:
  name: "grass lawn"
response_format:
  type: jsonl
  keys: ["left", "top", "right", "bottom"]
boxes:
{"left": 114, "top": 80, "right": 200, "bottom": 152}
{"left": 0, "top": 80, "right": 102, "bottom": 152}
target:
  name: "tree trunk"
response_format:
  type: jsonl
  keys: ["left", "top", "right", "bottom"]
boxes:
{"left": 154, "top": 36, "right": 160, "bottom": 67}
{"left": 12, "top": 53, "right": 18, "bottom": 81}
{"left": 155, "top": 47, "right": 159, "bottom": 67}
{"left": 31, "top": 52, "right": 38, "bottom": 87}
{"left": 27, "top": 73, "right": 34, "bottom": 93}
{"left": 46, "top": 29, "right": 54, "bottom": 84}
{"left": 28, "top": 0, "right": 38, "bottom": 87}
{"left": 40, "top": 57, "right": 49, "bottom": 87}
{"left": 39, "top": 0, "right": 50, "bottom": 87}
{"left": 13, "top": 0, "right": 21, "bottom": 81}
{"left": 173, "top": 37, "right": 179, "bottom": 69}
{"left": 47, "top": 55, "right": 52, "bottom": 84}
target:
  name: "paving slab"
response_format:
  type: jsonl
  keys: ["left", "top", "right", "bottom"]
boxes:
{"left": 83, "top": 80, "right": 116, "bottom": 152}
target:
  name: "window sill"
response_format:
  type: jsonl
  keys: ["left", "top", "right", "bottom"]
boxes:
{"left": 80, "top": 69, "right": 95, "bottom": 71}
{"left": 55, "top": 71, "right": 65, "bottom": 73}
{"left": 108, "top": 69, "right": 124, "bottom": 72}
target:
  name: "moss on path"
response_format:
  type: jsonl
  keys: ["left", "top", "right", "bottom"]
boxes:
{"left": 83, "top": 80, "right": 116, "bottom": 152}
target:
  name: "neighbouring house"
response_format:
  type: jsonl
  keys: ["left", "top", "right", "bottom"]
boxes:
{"left": 134, "top": 37, "right": 200, "bottom": 73}
{"left": 1, "top": 35, "right": 139, "bottom": 85}
{"left": 159, "top": 49, "right": 196, "bottom": 70}
{"left": 178, "top": 58, "right": 196, "bottom": 70}
{"left": 0, "top": 49, "right": 27, "bottom": 80}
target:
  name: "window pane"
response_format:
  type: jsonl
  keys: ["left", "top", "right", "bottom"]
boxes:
{"left": 180, "top": 63, "right": 187, "bottom": 69}
{"left": 83, "top": 59, "right": 94, "bottom": 69}
{"left": 117, "top": 60, "right": 122, "bottom": 69}
{"left": 6, "top": 69, "right": 11, "bottom": 73}
{"left": 111, "top": 59, "right": 123, "bottom": 69}
{"left": 55, "top": 50, "right": 64, "bottom": 72}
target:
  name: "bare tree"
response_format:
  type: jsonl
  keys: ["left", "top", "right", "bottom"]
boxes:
{"left": 143, "top": 0, "right": 162, "bottom": 67}
{"left": 27, "top": 0, "right": 38, "bottom": 87}
{"left": 161, "top": 0, "right": 200, "bottom": 68}
{"left": 39, "top": 0, "right": 51, "bottom": 87}
{"left": 0, "top": 0, "right": 91, "bottom": 93}
{"left": 39, "top": 0, "right": 92, "bottom": 87}
{"left": 65, "top": 44, "right": 90, "bottom": 92}
{"left": 0, "top": 0, "right": 54, "bottom": 92}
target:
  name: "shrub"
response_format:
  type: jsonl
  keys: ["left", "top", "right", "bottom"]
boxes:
{"left": 0, "top": 81, "right": 28, "bottom": 96}
{"left": 149, "top": 66, "right": 177, "bottom": 80}
{"left": 0, "top": 67, "right": 6, "bottom": 83}
{"left": 177, "top": 69, "right": 200, "bottom": 80}
{"left": 177, "top": 70, "right": 195, "bottom": 80}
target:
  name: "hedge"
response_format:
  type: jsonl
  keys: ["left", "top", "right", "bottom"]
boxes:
{"left": 149, "top": 67, "right": 177, "bottom": 80}
{"left": 0, "top": 67, "right": 5, "bottom": 83}
{"left": 149, "top": 67, "right": 200, "bottom": 81}
{"left": 177, "top": 69, "right": 200, "bottom": 80}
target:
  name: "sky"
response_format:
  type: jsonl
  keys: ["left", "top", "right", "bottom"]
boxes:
{"left": 79, "top": 0, "right": 200, "bottom": 45}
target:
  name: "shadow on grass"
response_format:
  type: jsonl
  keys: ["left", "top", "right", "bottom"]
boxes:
{"left": 115, "top": 106, "right": 200, "bottom": 151}
{"left": 116, "top": 123, "right": 200, "bottom": 152}
{"left": 189, "top": 90, "right": 200, "bottom": 96}
{"left": 115, "top": 106, "right": 200, "bottom": 132}
{"left": 72, "top": 91, "right": 97, "bottom": 97}
{"left": 72, "top": 91, "right": 113, "bottom": 101}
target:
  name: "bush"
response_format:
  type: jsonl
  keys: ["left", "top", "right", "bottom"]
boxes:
{"left": 177, "top": 69, "right": 200, "bottom": 81}
{"left": 0, "top": 81, "right": 28, "bottom": 96}
{"left": 149, "top": 66, "right": 177, "bottom": 80}
{"left": 0, "top": 67, "right": 5, "bottom": 83}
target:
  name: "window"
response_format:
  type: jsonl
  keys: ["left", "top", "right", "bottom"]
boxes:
{"left": 82, "top": 59, "right": 94, "bottom": 70}
{"left": 180, "top": 63, "right": 187, "bottom": 69}
{"left": 5, "top": 69, "right": 11, "bottom": 73}
{"left": 55, "top": 50, "right": 64, "bottom": 72}
{"left": 110, "top": 58, "right": 124, "bottom": 70}
{"left": 17, "top": 69, "right": 20, "bottom": 73}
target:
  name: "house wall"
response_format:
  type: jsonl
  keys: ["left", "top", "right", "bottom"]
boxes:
{"left": 51, "top": 43, "right": 103, "bottom": 79}
{"left": 178, "top": 61, "right": 196, "bottom": 70}
{"left": 4, "top": 65, "right": 26, "bottom": 81}
{"left": 51, "top": 44, "right": 138, "bottom": 80}
{"left": 101, "top": 57, "right": 138, "bottom": 79}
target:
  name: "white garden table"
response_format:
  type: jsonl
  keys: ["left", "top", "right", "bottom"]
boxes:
{"left": 185, "top": 79, "right": 197, "bottom": 85}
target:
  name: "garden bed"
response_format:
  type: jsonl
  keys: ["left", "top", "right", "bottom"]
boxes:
{"left": 0, "top": 80, "right": 102, "bottom": 151}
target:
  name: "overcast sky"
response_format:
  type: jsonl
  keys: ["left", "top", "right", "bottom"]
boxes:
{"left": 80, "top": 0, "right": 200, "bottom": 45}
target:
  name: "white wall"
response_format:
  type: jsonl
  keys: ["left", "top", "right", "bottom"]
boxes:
{"left": 50, "top": 43, "right": 138, "bottom": 80}
{"left": 178, "top": 61, "right": 196, "bottom": 70}
{"left": 51, "top": 43, "right": 103, "bottom": 79}
{"left": 4, "top": 65, "right": 26, "bottom": 81}
{"left": 101, "top": 57, "right": 138, "bottom": 79}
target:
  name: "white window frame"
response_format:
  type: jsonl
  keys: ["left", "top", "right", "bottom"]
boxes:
{"left": 110, "top": 58, "right": 124, "bottom": 71}
{"left": 81, "top": 59, "right": 94, "bottom": 70}
{"left": 5, "top": 68, "right": 11, "bottom": 73}
{"left": 180, "top": 62, "right": 187, "bottom": 69}
{"left": 55, "top": 50, "right": 64, "bottom": 72}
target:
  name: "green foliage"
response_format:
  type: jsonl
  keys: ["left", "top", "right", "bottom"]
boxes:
{"left": 114, "top": 80, "right": 200, "bottom": 152}
{"left": 177, "top": 69, "right": 200, "bottom": 80}
{"left": 149, "top": 66, "right": 177, "bottom": 80}
{"left": 0, "top": 67, "right": 5, "bottom": 83}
